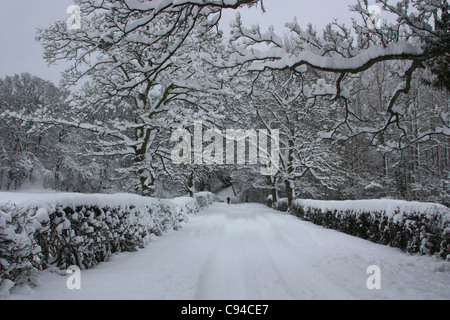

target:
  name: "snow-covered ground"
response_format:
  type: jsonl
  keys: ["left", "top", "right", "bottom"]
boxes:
{"left": 5, "top": 202, "right": 450, "bottom": 300}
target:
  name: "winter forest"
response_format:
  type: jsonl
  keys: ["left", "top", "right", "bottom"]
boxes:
{"left": 0, "top": 0, "right": 450, "bottom": 301}
{"left": 1, "top": 0, "right": 449, "bottom": 206}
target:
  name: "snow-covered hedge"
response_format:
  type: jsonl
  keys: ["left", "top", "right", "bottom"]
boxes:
{"left": 265, "top": 196, "right": 289, "bottom": 211}
{"left": 0, "top": 192, "right": 212, "bottom": 294}
{"left": 273, "top": 198, "right": 289, "bottom": 212}
{"left": 266, "top": 195, "right": 274, "bottom": 208}
{"left": 0, "top": 203, "right": 42, "bottom": 291}
{"left": 291, "top": 199, "right": 450, "bottom": 259}
{"left": 194, "top": 192, "right": 214, "bottom": 208}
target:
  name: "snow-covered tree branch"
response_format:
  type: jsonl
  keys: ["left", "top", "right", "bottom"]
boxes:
{"left": 207, "top": 0, "right": 448, "bottom": 117}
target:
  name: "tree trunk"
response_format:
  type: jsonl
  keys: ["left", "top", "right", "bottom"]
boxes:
{"left": 285, "top": 138, "right": 296, "bottom": 206}
{"left": 231, "top": 182, "right": 237, "bottom": 196}
{"left": 135, "top": 127, "right": 154, "bottom": 197}
{"left": 266, "top": 175, "right": 278, "bottom": 206}
{"left": 136, "top": 153, "right": 155, "bottom": 197}
{"left": 54, "top": 131, "right": 64, "bottom": 190}
{"left": 187, "top": 169, "right": 195, "bottom": 198}
{"left": 284, "top": 179, "right": 295, "bottom": 207}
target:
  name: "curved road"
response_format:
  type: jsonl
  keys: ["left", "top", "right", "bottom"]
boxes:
{"left": 9, "top": 203, "right": 450, "bottom": 300}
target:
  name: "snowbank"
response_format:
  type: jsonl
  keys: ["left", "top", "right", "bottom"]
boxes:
{"left": 0, "top": 191, "right": 213, "bottom": 297}
{"left": 291, "top": 199, "right": 450, "bottom": 259}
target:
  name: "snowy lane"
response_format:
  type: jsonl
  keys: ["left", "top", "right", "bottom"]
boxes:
{"left": 9, "top": 203, "right": 450, "bottom": 300}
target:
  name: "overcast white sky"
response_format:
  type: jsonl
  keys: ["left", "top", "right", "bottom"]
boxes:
{"left": 0, "top": 0, "right": 366, "bottom": 85}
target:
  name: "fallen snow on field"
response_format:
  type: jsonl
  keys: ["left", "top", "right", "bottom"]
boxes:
{"left": 5, "top": 203, "right": 450, "bottom": 300}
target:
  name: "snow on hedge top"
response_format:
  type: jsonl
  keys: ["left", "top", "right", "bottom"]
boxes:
{"left": 293, "top": 199, "right": 450, "bottom": 222}
{"left": 0, "top": 192, "right": 161, "bottom": 211}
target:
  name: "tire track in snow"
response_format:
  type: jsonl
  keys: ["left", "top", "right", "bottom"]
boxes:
{"left": 194, "top": 207, "right": 276, "bottom": 300}
{"left": 257, "top": 213, "right": 358, "bottom": 299}
{"left": 195, "top": 204, "right": 351, "bottom": 299}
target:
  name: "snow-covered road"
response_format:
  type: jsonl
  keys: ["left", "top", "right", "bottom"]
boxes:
{"left": 9, "top": 203, "right": 450, "bottom": 300}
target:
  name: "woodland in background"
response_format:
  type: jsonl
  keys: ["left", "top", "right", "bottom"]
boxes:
{"left": 0, "top": 0, "right": 448, "bottom": 206}
{"left": 1, "top": 66, "right": 447, "bottom": 205}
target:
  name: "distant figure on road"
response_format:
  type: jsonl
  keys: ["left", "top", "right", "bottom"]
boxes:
{"left": 227, "top": 197, "right": 231, "bottom": 205}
